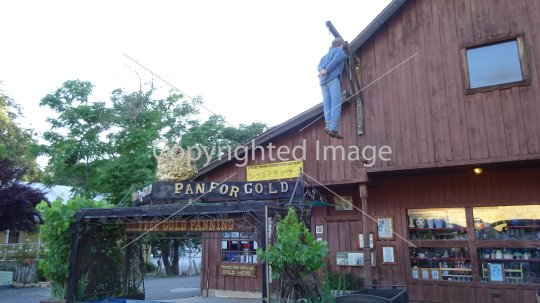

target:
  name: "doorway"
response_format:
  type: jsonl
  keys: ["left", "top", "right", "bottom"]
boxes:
{"left": 144, "top": 232, "right": 203, "bottom": 301}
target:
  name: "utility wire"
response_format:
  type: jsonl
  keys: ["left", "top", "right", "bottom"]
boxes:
{"left": 122, "top": 172, "right": 238, "bottom": 249}
{"left": 299, "top": 52, "right": 418, "bottom": 133}
{"left": 123, "top": 53, "right": 236, "bottom": 128}
{"left": 302, "top": 171, "right": 417, "bottom": 248}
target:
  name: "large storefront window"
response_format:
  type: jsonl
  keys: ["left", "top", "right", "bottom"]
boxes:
{"left": 407, "top": 208, "right": 467, "bottom": 240}
{"left": 410, "top": 247, "right": 472, "bottom": 282}
{"left": 478, "top": 248, "right": 540, "bottom": 284}
{"left": 473, "top": 205, "right": 540, "bottom": 241}
{"left": 473, "top": 205, "right": 540, "bottom": 285}
{"left": 221, "top": 232, "right": 258, "bottom": 263}
{"left": 407, "top": 205, "right": 540, "bottom": 285}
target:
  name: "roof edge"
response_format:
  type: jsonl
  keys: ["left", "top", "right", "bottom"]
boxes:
{"left": 196, "top": 0, "right": 409, "bottom": 178}
{"left": 350, "top": 0, "right": 409, "bottom": 52}
{"left": 197, "top": 102, "right": 323, "bottom": 177}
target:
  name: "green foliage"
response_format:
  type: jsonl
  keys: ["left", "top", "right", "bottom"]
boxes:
{"left": 40, "top": 80, "right": 268, "bottom": 204}
{"left": 258, "top": 208, "right": 328, "bottom": 279}
{"left": 75, "top": 272, "right": 89, "bottom": 302}
{"left": 37, "top": 196, "right": 112, "bottom": 285}
{"left": 11, "top": 239, "right": 36, "bottom": 266}
{"left": 180, "top": 114, "right": 267, "bottom": 167}
{"left": 0, "top": 88, "right": 46, "bottom": 232}
{"left": 36, "top": 264, "right": 47, "bottom": 282}
{"left": 51, "top": 282, "right": 66, "bottom": 300}
{"left": 144, "top": 261, "right": 157, "bottom": 273}
{"left": 326, "top": 271, "right": 363, "bottom": 291}
{"left": 40, "top": 80, "right": 200, "bottom": 203}
{"left": 0, "top": 89, "right": 41, "bottom": 181}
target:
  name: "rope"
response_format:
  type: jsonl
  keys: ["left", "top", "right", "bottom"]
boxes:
{"left": 302, "top": 171, "right": 417, "bottom": 248}
{"left": 122, "top": 172, "right": 238, "bottom": 249}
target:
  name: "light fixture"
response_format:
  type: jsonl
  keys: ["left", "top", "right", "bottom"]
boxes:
{"left": 473, "top": 167, "right": 483, "bottom": 175}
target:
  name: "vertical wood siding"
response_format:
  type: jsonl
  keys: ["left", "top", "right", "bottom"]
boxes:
{"left": 367, "top": 166, "right": 540, "bottom": 302}
{"left": 357, "top": 0, "right": 540, "bottom": 170}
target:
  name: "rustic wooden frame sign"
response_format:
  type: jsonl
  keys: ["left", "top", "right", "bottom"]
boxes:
{"left": 334, "top": 195, "right": 353, "bottom": 211}
{"left": 377, "top": 216, "right": 394, "bottom": 240}
{"left": 381, "top": 246, "right": 395, "bottom": 264}
{"left": 336, "top": 251, "right": 376, "bottom": 267}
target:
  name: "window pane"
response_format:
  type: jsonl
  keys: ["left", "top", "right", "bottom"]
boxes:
{"left": 466, "top": 40, "right": 523, "bottom": 89}
{"left": 8, "top": 231, "right": 19, "bottom": 244}
{"left": 407, "top": 208, "right": 467, "bottom": 240}
{"left": 478, "top": 248, "right": 540, "bottom": 284}
{"left": 410, "top": 247, "right": 472, "bottom": 282}
{"left": 473, "top": 205, "right": 540, "bottom": 240}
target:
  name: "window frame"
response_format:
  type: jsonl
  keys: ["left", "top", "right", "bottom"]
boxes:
{"left": 460, "top": 34, "right": 531, "bottom": 95}
{"left": 8, "top": 231, "right": 20, "bottom": 244}
{"left": 405, "top": 204, "right": 540, "bottom": 286}
{"left": 220, "top": 238, "right": 258, "bottom": 264}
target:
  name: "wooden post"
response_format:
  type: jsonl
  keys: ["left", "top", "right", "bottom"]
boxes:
{"left": 261, "top": 206, "right": 269, "bottom": 303}
{"left": 359, "top": 183, "right": 372, "bottom": 288}
{"left": 66, "top": 213, "right": 82, "bottom": 303}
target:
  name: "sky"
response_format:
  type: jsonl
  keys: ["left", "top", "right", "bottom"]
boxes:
{"left": 0, "top": 0, "right": 391, "bottom": 132}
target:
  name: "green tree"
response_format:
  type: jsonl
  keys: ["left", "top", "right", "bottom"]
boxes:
{"left": 38, "top": 197, "right": 118, "bottom": 300}
{"left": 40, "top": 80, "right": 112, "bottom": 197}
{"left": 180, "top": 114, "right": 267, "bottom": 167}
{"left": 40, "top": 79, "right": 269, "bottom": 278}
{"left": 0, "top": 89, "right": 46, "bottom": 232}
{"left": 257, "top": 208, "right": 328, "bottom": 300}
{"left": 94, "top": 88, "right": 200, "bottom": 203}
{"left": 0, "top": 89, "right": 41, "bottom": 180}
{"left": 40, "top": 80, "right": 200, "bottom": 202}
{"left": 41, "top": 80, "right": 268, "bottom": 202}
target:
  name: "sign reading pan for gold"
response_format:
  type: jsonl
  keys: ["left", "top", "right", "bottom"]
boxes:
{"left": 220, "top": 264, "right": 257, "bottom": 278}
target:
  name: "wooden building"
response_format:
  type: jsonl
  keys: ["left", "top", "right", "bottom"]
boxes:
{"left": 195, "top": 0, "right": 540, "bottom": 302}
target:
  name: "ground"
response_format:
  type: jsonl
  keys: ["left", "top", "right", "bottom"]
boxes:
{"left": 0, "top": 275, "right": 260, "bottom": 303}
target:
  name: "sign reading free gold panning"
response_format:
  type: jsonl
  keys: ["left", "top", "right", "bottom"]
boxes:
{"left": 124, "top": 218, "right": 252, "bottom": 233}
{"left": 246, "top": 160, "right": 303, "bottom": 181}
{"left": 220, "top": 264, "right": 257, "bottom": 277}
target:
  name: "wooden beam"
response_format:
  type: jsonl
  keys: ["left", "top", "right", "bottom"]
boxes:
{"left": 66, "top": 217, "right": 82, "bottom": 303}
{"left": 359, "top": 183, "right": 372, "bottom": 288}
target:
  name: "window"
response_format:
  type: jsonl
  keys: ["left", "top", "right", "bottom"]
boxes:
{"left": 410, "top": 247, "right": 472, "bottom": 282}
{"left": 406, "top": 205, "right": 540, "bottom": 285}
{"left": 221, "top": 232, "right": 258, "bottom": 264}
{"left": 473, "top": 205, "right": 540, "bottom": 241}
{"left": 8, "top": 231, "right": 20, "bottom": 244}
{"left": 462, "top": 36, "right": 529, "bottom": 92}
{"left": 407, "top": 208, "right": 468, "bottom": 240}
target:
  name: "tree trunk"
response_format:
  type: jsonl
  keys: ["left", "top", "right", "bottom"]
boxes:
{"left": 159, "top": 239, "right": 180, "bottom": 276}
{"left": 171, "top": 239, "right": 180, "bottom": 275}
{"left": 159, "top": 240, "right": 172, "bottom": 275}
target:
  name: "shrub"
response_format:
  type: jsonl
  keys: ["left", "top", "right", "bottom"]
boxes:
{"left": 257, "top": 208, "right": 328, "bottom": 300}
{"left": 326, "top": 271, "right": 363, "bottom": 290}
{"left": 144, "top": 262, "right": 157, "bottom": 273}
{"left": 38, "top": 196, "right": 113, "bottom": 298}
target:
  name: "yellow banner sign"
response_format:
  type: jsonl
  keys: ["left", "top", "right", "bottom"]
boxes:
{"left": 246, "top": 160, "right": 303, "bottom": 181}
{"left": 220, "top": 264, "right": 257, "bottom": 277}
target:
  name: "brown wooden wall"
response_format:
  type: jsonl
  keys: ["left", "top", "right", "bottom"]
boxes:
{"left": 201, "top": 237, "right": 262, "bottom": 293}
{"left": 357, "top": 0, "right": 540, "bottom": 171}
{"left": 365, "top": 166, "right": 540, "bottom": 302}
{"left": 200, "top": 0, "right": 540, "bottom": 185}
{"left": 199, "top": 100, "right": 364, "bottom": 185}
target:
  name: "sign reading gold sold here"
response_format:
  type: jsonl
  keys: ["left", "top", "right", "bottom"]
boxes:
{"left": 220, "top": 264, "right": 256, "bottom": 277}
{"left": 124, "top": 218, "right": 251, "bottom": 233}
{"left": 247, "top": 160, "right": 303, "bottom": 181}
